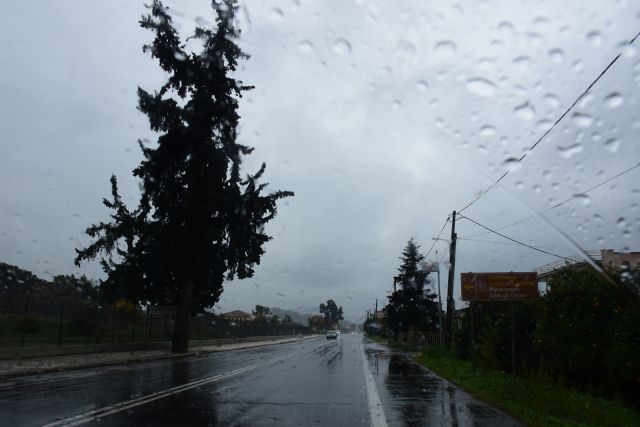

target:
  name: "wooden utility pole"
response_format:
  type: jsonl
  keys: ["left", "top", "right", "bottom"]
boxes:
{"left": 445, "top": 210, "right": 458, "bottom": 348}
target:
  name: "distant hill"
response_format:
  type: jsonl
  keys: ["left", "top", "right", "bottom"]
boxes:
{"left": 269, "top": 307, "right": 314, "bottom": 326}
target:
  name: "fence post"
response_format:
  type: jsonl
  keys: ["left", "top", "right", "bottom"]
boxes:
{"left": 21, "top": 300, "right": 29, "bottom": 347}
{"left": 163, "top": 315, "right": 168, "bottom": 340}
{"left": 145, "top": 311, "right": 150, "bottom": 343}
{"left": 111, "top": 310, "right": 116, "bottom": 345}
{"left": 131, "top": 312, "right": 136, "bottom": 344}
{"left": 58, "top": 302, "right": 64, "bottom": 346}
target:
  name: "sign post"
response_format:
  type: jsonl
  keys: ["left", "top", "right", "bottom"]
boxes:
{"left": 460, "top": 272, "right": 538, "bottom": 373}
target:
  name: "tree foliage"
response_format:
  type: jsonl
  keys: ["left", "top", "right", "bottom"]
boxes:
{"left": 75, "top": 0, "right": 292, "bottom": 352}
{"left": 252, "top": 305, "right": 271, "bottom": 318}
{"left": 454, "top": 267, "right": 640, "bottom": 403}
{"left": 307, "top": 315, "right": 325, "bottom": 331}
{"left": 319, "top": 299, "right": 343, "bottom": 329}
{"left": 384, "top": 239, "right": 439, "bottom": 338}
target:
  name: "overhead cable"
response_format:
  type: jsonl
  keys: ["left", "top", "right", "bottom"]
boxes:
{"left": 457, "top": 31, "right": 640, "bottom": 214}
{"left": 424, "top": 216, "right": 450, "bottom": 260}
{"left": 458, "top": 214, "right": 580, "bottom": 263}
{"left": 462, "top": 161, "right": 640, "bottom": 238}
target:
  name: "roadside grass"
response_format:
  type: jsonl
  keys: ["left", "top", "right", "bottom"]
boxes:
{"left": 415, "top": 346, "right": 640, "bottom": 427}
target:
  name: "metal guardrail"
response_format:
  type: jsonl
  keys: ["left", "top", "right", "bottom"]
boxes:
{"left": 534, "top": 250, "right": 602, "bottom": 279}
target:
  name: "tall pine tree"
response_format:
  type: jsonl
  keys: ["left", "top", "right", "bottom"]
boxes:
{"left": 76, "top": 0, "right": 293, "bottom": 352}
{"left": 384, "top": 239, "right": 438, "bottom": 340}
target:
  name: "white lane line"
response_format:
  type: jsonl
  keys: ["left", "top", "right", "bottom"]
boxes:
{"left": 361, "top": 347, "right": 388, "bottom": 427}
{"left": 42, "top": 354, "right": 291, "bottom": 427}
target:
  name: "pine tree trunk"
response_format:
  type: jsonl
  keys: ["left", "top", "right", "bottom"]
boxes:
{"left": 172, "top": 277, "right": 194, "bottom": 353}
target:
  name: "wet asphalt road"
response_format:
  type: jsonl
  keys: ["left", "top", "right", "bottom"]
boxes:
{"left": 0, "top": 334, "right": 521, "bottom": 426}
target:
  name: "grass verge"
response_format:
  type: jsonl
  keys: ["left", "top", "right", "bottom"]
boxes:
{"left": 415, "top": 346, "right": 640, "bottom": 427}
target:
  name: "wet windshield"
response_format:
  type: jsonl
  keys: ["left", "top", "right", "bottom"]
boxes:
{"left": 1, "top": 1, "right": 639, "bottom": 426}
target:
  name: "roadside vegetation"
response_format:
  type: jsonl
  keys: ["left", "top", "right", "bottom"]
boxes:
{"left": 415, "top": 345, "right": 640, "bottom": 427}
{"left": 367, "top": 265, "right": 640, "bottom": 426}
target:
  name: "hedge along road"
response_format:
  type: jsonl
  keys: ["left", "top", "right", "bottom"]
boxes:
{"left": 0, "top": 334, "right": 520, "bottom": 426}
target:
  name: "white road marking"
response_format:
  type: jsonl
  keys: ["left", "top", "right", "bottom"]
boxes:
{"left": 361, "top": 346, "right": 388, "bottom": 427}
{"left": 42, "top": 354, "right": 291, "bottom": 427}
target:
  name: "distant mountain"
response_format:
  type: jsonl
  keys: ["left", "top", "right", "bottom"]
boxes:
{"left": 268, "top": 307, "right": 314, "bottom": 326}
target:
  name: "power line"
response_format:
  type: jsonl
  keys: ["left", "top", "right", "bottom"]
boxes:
{"left": 459, "top": 237, "right": 535, "bottom": 247}
{"left": 458, "top": 214, "right": 580, "bottom": 262}
{"left": 424, "top": 216, "right": 450, "bottom": 260}
{"left": 459, "top": 237, "right": 574, "bottom": 253}
{"left": 462, "top": 161, "right": 640, "bottom": 238}
{"left": 458, "top": 30, "right": 640, "bottom": 214}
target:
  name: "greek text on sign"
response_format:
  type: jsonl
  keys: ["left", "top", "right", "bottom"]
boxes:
{"left": 461, "top": 272, "right": 538, "bottom": 301}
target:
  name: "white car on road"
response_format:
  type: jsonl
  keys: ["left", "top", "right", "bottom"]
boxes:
{"left": 325, "top": 330, "right": 341, "bottom": 339}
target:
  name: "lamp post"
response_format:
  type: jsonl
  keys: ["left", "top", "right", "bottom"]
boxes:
{"left": 432, "top": 237, "right": 453, "bottom": 345}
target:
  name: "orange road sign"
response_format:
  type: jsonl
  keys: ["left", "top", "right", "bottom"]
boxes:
{"left": 461, "top": 272, "right": 538, "bottom": 301}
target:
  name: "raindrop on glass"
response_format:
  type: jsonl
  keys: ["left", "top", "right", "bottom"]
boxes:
{"left": 514, "top": 101, "right": 535, "bottom": 121}
{"left": 434, "top": 40, "right": 457, "bottom": 54}
{"left": 333, "top": 38, "right": 352, "bottom": 55}
{"left": 544, "top": 94, "right": 560, "bottom": 108}
{"left": 557, "top": 143, "right": 583, "bottom": 159}
{"left": 604, "top": 138, "right": 620, "bottom": 153}
{"left": 527, "top": 32, "right": 544, "bottom": 47}
{"left": 466, "top": 77, "right": 497, "bottom": 97}
{"left": 586, "top": 30, "right": 603, "bottom": 47}
{"left": 573, "top": 193, "right": 590, "bottom": 206}
{"left": 497, "top": 21, "right": 515, "bottom": 37}
{"left": 548, "top": 48, "right": 564, "bottom": 62}
{"left": 572, "top": 60, "right": 584, "bottom": 72}
{"left": 270, "top": 7, "right": 284, "bottom": 21}
{"left": 416, "top": 80, "right": 429, "bottom": 92}
{"left": 299, "top": 40, "right": 314, "bottom": 53}
{"left": 502, "top": 158, "right": 522, "bottom": 172}
{"left": 571, "top": 112, "right": 593, "bottom": 127}
{"left": 397, "top": 39, "right": 417, "bottom": 56}
{"left": 621, "top": 43, "right": 637, "bottom": 58}
{"left": 604, "top": 92, "right": 623, "bottom": 108}
{"left": 513, "top": 56, "right": 530, "bottom": 67}
{"left": 479, "top": 124, "right": 496, "bottom": 136}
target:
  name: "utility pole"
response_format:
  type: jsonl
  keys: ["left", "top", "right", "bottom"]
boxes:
{"left": 445, "top": 210, "right": 457, "bottom": 348}
{"left": 375, "top": 299, "right": 378, "bottom": 315}
{"left": 436, "top": 250, "right": 443, "bottom": 343}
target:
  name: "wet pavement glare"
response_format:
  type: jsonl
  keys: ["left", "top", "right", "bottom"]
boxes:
{"left": 0, "top": 334, "right": 521, "bottom": 426}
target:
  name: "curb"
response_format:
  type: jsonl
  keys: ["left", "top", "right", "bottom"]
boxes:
{"left": 0, "top": 335, "right": 321, "bottom": 380}
{"left": 0, "top": 352, "right": 196, "bottom": 381}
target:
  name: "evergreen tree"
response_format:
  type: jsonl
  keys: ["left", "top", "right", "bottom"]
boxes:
{"left": 76, "top": 0, "right": 293, "bottom": 352}
{"left": 384, "top": 239, "right": 438, "bottom": 340}
{"left": 75, "top": 175, "right": 148, "bottom": 307}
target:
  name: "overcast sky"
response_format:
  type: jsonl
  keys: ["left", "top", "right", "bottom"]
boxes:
{"left": 1, "top": 0, "right": 639, "bottom": 321}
